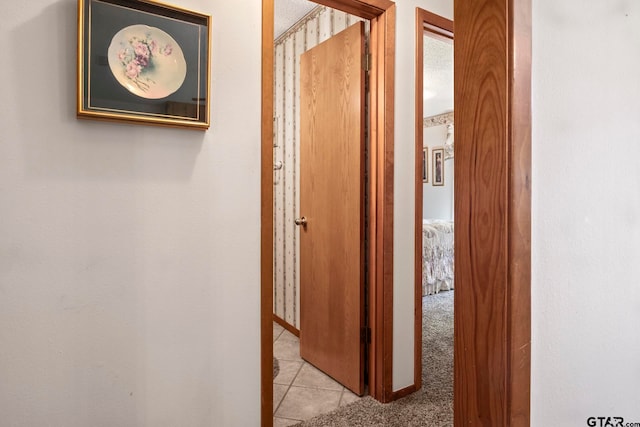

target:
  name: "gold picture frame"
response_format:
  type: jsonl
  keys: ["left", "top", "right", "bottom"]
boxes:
{"left": 432, "top": 147, "right": 444, "bottom": 186}
{"left": 77, "top": 0, "right": 211, "bottom": 129}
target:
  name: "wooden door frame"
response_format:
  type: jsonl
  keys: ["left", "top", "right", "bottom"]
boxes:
{"left": 414, "top": 7, "right": 454, "bottom": 394}
{"left": 261, "top": 1, "right": 396, "bottom": 424}
{"left": 414, "top": 2, "right": 532, "bottom": 424}
{"left": 452, "top": 0, "right": 532, "bottom": 424}
{"left": 263, "top": 0, "right": 531, "bottom": 424}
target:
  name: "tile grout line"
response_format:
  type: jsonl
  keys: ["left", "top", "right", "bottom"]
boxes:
{"left": 275, "top": 337, "right": 344, "bottom": 420}
{"left": 273, "top": 326, "right": 285, "bottom": 342}
{"left": 293, "top": 362, "right": 347, "bottom": 392}
{"left": 274, "top": 358, "right": 305, "bottom": 415}
{"left": 273, "top": 416, "right": 303, "bottom": 425}
{"left": 273, "top": 326, "right": 299, "bottom": 416}
{"left": 337, "top": 387, "right": 346, "bottom": 407}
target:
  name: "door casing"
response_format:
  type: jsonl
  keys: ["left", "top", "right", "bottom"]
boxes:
{"left": 262, "top": 0, "right": 531, "bottom": 425}
{"left": 414, "top": 8, "right": 454, "bottom": 395}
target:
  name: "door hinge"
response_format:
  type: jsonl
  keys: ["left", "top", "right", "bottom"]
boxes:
{"left": 361, "top": 327, "right": 371, "bottom": 344}
{"left": 363, "top": 53, "right": 372, "bottom": 72}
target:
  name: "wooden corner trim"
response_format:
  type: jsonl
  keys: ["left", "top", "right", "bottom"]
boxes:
{"left": 261, "top": 0, "right": 275, "bottom": 426}
{"left": 507, "top": 0, "right": 532, "bottom": 423}
{"left": 391, "top": 384, "right": 417, "bottom": 401}
{"left": 453, "top": 0, "right": 531, "bottom": 425}
{"left": 273, "top": 314, "right": 300, "bottom": 337}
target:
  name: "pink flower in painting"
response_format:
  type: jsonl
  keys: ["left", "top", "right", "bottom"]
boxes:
{"left": 117, "top": 32, "right": 177, "bottom": 91}
{"left": 148, "top": 40, "right": 158, "bottom": 53}
{"left": 133, "top": 41, "right": 150, "bottom": 59}
{"left": 135, "top": 54, "right": 149, "bottom": 67}
{"left": 126, "top": 60, "right": 142, "bottom": 78}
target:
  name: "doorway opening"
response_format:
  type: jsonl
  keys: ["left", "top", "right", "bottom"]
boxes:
{"left": 262, "top": 1, "right": 532, "bottom": 426}
{"left": 262, "top": 1, "right": 397, "bottom": 425}
{"left": 271, "top": 4, "right": 371, "bottom": 423}
{"left": 414, "top": 7, "right": 454, "bottom": 396}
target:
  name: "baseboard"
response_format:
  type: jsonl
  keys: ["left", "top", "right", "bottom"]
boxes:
{"left": 391, "top": 384, "right": 418, "bottom": 401}
{"left": 273, "top": 314, "right": 300, "bottom": 337}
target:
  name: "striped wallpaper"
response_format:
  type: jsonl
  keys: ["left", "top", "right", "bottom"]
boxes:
{"left": 273, "top": 6, "right": 363, "bottom": 330}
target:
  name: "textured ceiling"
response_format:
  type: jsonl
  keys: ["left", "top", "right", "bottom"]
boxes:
{"left": 423, "top": 35, "right": 454, "bottom": 117}
{"left": 275, "top": 0, "right": 317, "bottom": 39}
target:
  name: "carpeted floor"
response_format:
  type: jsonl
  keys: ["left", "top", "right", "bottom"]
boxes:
{"left": 295, "top": 290, "right": 454, "bottom": 427}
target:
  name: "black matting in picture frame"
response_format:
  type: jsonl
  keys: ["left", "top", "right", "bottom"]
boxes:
{"left": 77, "top": 0, "right": 211, "bottom": 129}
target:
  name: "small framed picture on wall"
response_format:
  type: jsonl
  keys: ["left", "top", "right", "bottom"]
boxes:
{"left": 422, "top": 147, "right": 429, "bottom": 183}
{"left": 432, "top": 147, "right": 444, "bottom": 186}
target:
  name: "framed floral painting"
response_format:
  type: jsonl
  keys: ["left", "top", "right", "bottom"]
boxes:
{"left": 422, "top": 147, "right": 428, "bottom": 183}
{"left": 432, "top": 147, "right": 445, "bottom": 186}
{"left": 77, "top": 0, "right": 211, "bottom": 129}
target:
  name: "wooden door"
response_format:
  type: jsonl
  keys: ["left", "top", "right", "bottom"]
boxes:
{"left": 298, "top": 21, "right": 366, "bottom": 396}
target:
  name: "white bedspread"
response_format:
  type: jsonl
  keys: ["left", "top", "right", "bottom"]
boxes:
{"left": 422, "top": 220, "right": 454, "bottom": 295}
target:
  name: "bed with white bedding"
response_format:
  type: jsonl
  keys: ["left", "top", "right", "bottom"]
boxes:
{"left": 422, "top": 219, "right": 454, "bottom": 295}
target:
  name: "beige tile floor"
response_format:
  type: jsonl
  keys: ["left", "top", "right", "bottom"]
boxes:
{"left": 273, "top": 322, "right": 362, "bottom": 425}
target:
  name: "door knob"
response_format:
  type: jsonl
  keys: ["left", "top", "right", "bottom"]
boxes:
{"left": 295, "top": 217, "right": 307, "bottom": 226}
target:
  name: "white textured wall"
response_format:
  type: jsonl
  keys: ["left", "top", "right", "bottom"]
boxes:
{"left": 532, "top": 1, "right": 640, "bottom": 424}
{"left": 393, "top": 0, "right": 453, "bottom": 391}
{"left": 0, "top": 0, "right": 261, "bottom": 426}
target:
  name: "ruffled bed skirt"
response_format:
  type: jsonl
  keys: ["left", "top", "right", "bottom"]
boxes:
{"left": 422, "top": 220, "right": 454, "bottom": 295}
